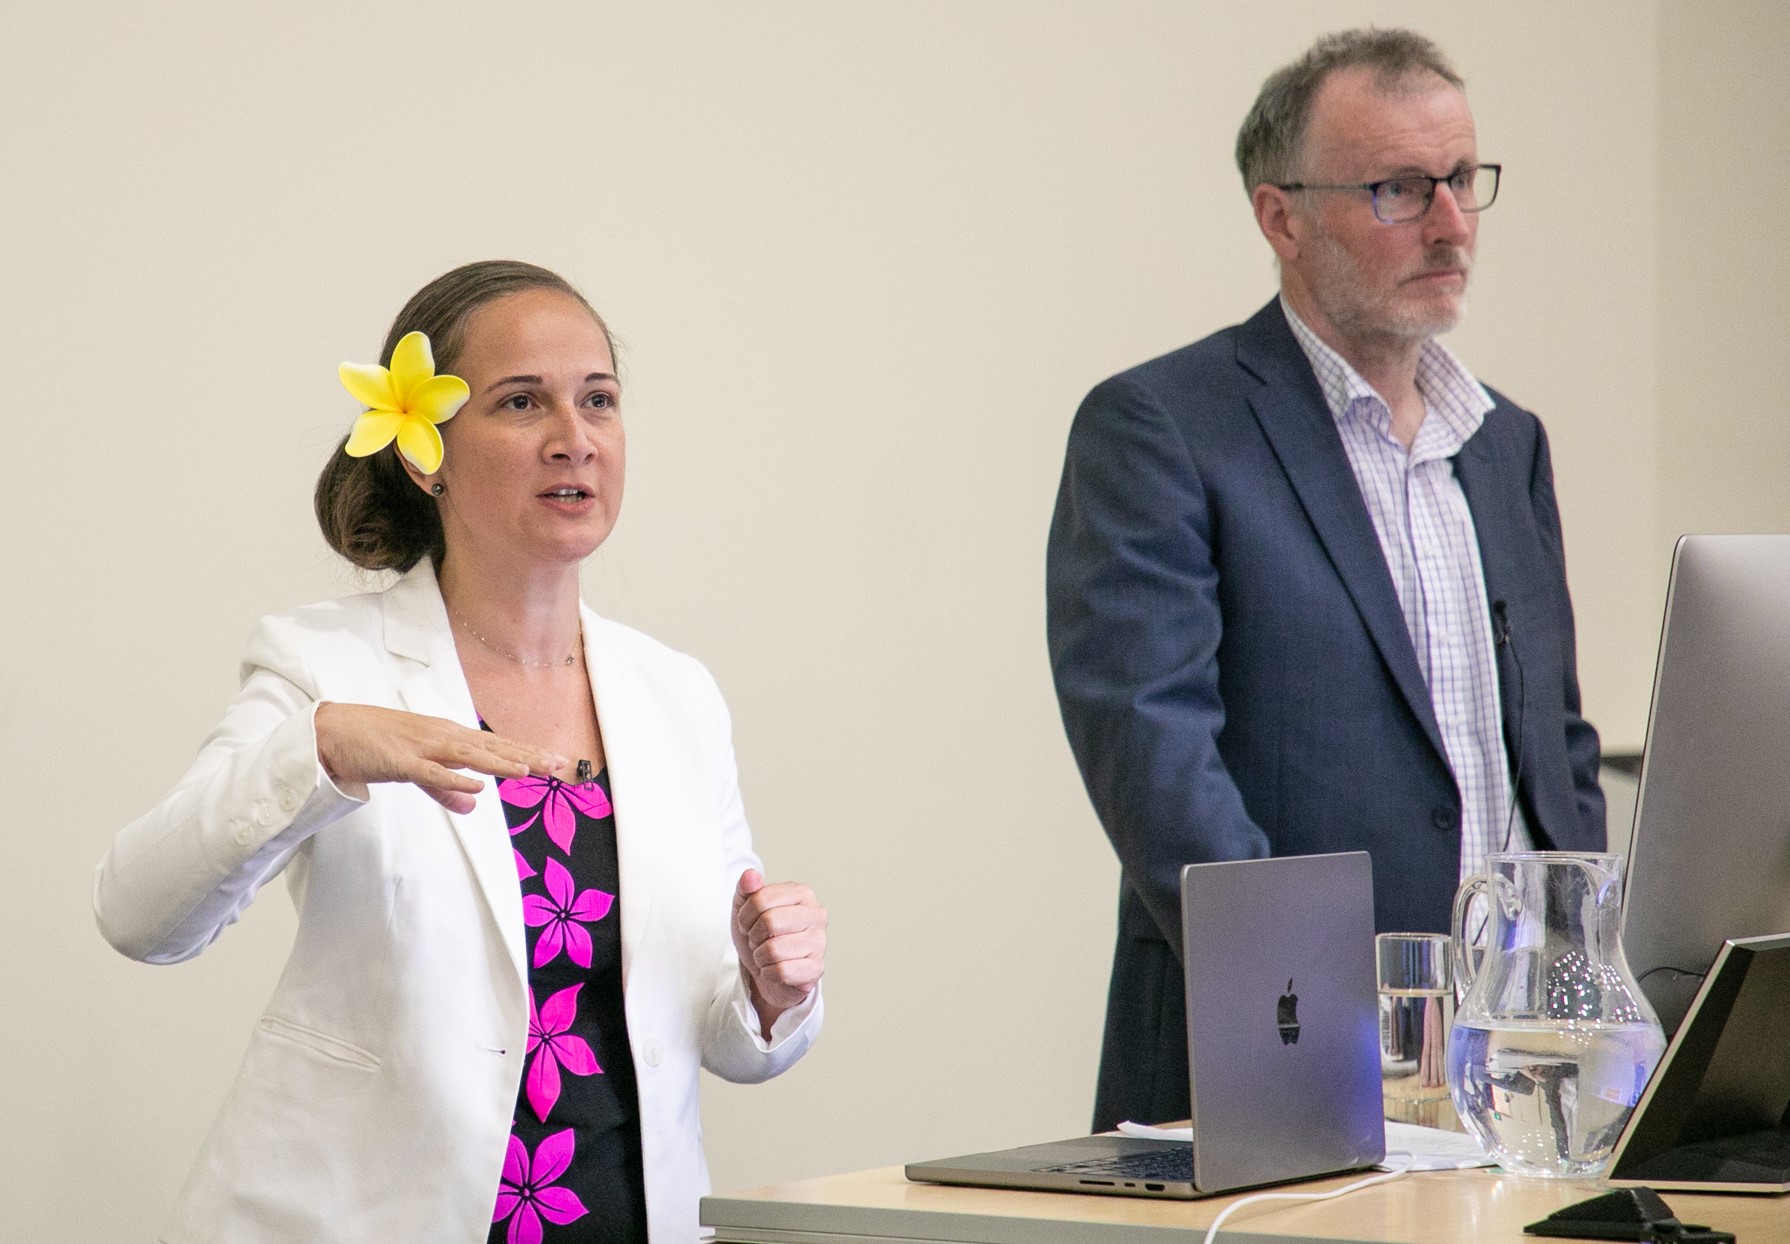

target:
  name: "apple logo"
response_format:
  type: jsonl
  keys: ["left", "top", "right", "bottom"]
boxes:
{"left": 1276, "top": 978, "right": 1300, "bottom": 1045}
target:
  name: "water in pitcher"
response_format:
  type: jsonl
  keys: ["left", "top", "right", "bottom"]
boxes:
{"left": 1448, "top": 853, "right": 1665, "bottom": 1175}
{"left": 1448, "top": 1020, "right": 1666, "bottom": 1178}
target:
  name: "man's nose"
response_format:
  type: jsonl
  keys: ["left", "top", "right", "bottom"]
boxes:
{"left": 1423, "top": 183, "right": 1472, "bottom": 244}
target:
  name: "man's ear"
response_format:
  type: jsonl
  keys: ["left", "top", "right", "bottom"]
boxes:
{"left": 1251, "top": 183, "right": 1303, "bottom": 265}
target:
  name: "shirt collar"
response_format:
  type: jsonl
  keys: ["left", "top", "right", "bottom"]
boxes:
{"left": 1279, "top": 295, "right": 1493, "bottom": 457}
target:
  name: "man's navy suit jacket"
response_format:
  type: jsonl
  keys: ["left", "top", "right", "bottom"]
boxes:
{"left": 1047, "top": 300, "right": 1605, "bottom": 1131}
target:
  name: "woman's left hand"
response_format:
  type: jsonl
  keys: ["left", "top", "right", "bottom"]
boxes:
{"left": 732, "top": 869, "right": 827, "bottom": 1038}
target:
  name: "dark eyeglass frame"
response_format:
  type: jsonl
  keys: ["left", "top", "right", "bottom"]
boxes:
{"left": 1275, "top": 163, "right": 1502, "bottom": 224}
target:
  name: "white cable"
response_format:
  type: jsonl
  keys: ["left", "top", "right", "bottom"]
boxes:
{"left": 1200, "top": 1151, "right": 1419, "bottom": 1244}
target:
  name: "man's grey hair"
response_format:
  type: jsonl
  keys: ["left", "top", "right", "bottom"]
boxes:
{"left": 1235, "top": 28, "right": 1464, "bottom": 194}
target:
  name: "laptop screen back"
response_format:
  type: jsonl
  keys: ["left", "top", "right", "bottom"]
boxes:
{"left": 1181, "top": 851, "right": 1385, "bottom": 1190}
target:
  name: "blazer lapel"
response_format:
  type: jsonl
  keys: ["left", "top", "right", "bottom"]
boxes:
{"left": 1453, "top": 417, "right": 1532, "bottom": 762}
{"left": 382, "top": 563, "right": 528, "bottom": 990}
{"left": 580, "top": 609, "right": 660, "bottom": 987}
{"left": 1235, "top": 302, "right": 1448, "bottom": 762}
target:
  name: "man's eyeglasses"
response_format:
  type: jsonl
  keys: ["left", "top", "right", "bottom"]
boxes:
{"left": 1275, "top": 163, "right": 1501, "bottom": 224}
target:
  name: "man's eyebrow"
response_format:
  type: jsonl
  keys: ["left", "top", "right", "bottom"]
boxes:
{"left": 1384, "top": 159, "right": 1476, "bottom": 178}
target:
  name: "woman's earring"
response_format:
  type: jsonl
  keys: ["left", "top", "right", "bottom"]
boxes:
{"left": 431, "top": 482, "right": 445, "bottom": 497}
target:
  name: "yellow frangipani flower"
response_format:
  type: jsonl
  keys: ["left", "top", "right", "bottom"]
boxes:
{"left": 339, "top": 331, "right": 470, "bottom": 474}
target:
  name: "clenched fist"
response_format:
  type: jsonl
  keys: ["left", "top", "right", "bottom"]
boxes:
{"left": 731, "top": 869, "right": 827, "bottom": 1039}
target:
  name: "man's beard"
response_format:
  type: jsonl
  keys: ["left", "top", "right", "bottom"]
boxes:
{"left": 1305, "top": 223, "right": 1473, "bottom": 344}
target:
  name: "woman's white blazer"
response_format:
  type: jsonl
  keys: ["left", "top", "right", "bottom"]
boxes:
{"left": 93, "top": 562, "right": 822, "bottom": 1243}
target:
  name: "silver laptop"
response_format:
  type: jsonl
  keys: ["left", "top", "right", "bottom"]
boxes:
{"left": 905, "top": 852, "right": 1384, "bottom": 1199}
{"left": 1620, "top": 535, "right": 1790, "bottom": 1033}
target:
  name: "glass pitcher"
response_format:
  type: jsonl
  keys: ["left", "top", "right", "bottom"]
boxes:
{"left": 1446, "top": 852, "right": 1666, "bottom": 1177}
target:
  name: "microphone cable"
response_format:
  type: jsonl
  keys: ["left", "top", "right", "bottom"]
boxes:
{"left": 1492, "top": 599, "right": 1527, "bottom": 856}
{"left": 1466, "top": 600, "right": 1529, "bottom": 951}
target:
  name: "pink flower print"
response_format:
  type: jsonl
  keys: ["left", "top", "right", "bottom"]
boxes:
{"left": 513, "top": 849, "right": 536, "bottom": 881}
{"left": 492, "top": 1128, "right": 588, "bottom": 1244}
{"left": 496, "top": 774, "right": 612, "bottom": 854}
{"left": 526, "top": 984, "right": 601, "bottom": 1121}
{"left": 522, "top": 858, "right": 614, "bottom": 969}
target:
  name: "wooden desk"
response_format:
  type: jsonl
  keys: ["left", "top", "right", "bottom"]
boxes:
{"left": 703, "top": 1164, "right": 1785, "bottom": 1243}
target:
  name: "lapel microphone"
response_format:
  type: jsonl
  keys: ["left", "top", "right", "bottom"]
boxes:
{"left": 1492, "top": 600, "right": 1527, "bottom": 854}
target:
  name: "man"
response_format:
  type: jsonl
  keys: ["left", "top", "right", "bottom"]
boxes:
{"left": 1046, "top": 29, "right": 1605, "bottom": 1132}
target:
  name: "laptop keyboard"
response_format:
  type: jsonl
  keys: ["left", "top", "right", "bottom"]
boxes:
{"left": 1042, "top": 1147, "right": 1194, "bottom": 1181}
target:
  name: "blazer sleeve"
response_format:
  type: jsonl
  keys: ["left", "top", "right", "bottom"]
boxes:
{"left": 1527, "top": 422, "right": 1606, "bottom": 842}
{"left": 1047, "top": 375, "right": 1271, "bottom": 954}
{"left": 690, "top": 663, "right": 823, "bottom": 1084}
{"left": 93, "top": 615, "right": 365, "bottom": 964}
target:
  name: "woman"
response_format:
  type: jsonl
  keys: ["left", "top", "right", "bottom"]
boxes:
{"left": 93, "top": 260, "right": 827, "bottom": 1244}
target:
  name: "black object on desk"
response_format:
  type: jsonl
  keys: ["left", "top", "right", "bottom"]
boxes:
{"left": 1523, "top": 1187, "right": 1733, "bottom": 1242}
{"left": 1609, "top": 933, "right": 1790, "bottom": 1192}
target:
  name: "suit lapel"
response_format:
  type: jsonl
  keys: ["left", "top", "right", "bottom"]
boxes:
{"left": 382, "top": 563, "right": 528, "bottom": 990}
{"left": 1453, "top": 418, "right": 1531, "bottom": 762}
{"left": 581, "top": 609, "right": 660, "bottom": 987}
{"left": 1236, "top": 303, "right": 1448, "bottom": 762}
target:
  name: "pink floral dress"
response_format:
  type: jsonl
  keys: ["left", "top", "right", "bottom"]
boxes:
{"left": 487, "top": 762, "right": 646, "bottom": 1244}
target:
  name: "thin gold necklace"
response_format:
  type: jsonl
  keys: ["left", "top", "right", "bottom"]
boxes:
{"left": 451, "top": 610, "right": 581, "bottom": 669}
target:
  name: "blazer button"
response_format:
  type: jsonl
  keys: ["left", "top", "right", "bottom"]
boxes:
{"left": 254, "top": 800, "right": 274, "bottom": 828}
{"left": 278, "top": 788, "right": 299, "bottom": 813}
{"left": 232, "top": 822, "right": 252, "bottom": 845}
{"left": 643, "top": 1040, "right": 663, "bottom": 1067}
{"left": 1432, "top": 806, "right": 1460, "bottom": 831}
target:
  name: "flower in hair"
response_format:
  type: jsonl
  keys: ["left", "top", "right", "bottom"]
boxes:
{"left": 340, "top": 330, "right": 470, "bottom": 474}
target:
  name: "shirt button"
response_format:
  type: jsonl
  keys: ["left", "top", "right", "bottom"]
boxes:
{"left": 1433, "top": 806, "right": 1460, "bottom": 831}
{"left": 278, "top": 788, "right": 299, "bottom": 813}
{"left": 643, "top": 1040, "right": 663, "bottom": 1067}
{"left": 233, "top": 822, "right": 252, "bottom": 845}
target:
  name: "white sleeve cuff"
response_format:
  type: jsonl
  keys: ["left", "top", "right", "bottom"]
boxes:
{"left": 733, "top": 981, "right": 822, "bottom": 1051}
{"left": 308, "top": 701, "right": 370, "bottom": 805}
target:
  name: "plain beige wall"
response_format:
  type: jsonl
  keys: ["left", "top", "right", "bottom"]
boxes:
{"left": 1658, "top": 3, "right": 1790, "bottom": 545}
{"left": 2, "top": 3, "right": 1783, "bottom": 1238}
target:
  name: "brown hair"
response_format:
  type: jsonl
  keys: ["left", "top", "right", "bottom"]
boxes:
{"left": 314, "top": 260, "right": 615, "bottom": 572}
{"left": 1235, "top": 28, "right": 1464, "bottom": 194}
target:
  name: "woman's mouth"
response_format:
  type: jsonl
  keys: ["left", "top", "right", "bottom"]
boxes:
{"left": 539, "top": 487, "right": 597, "bottom": 513}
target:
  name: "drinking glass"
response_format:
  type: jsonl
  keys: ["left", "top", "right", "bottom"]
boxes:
{"left": 1377, "top": 932, "right": 1454, "bottom": 1104}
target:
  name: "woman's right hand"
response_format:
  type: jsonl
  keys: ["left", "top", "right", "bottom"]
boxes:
{"left": 314, "top": 702, "right": 568, "bottom": 814}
